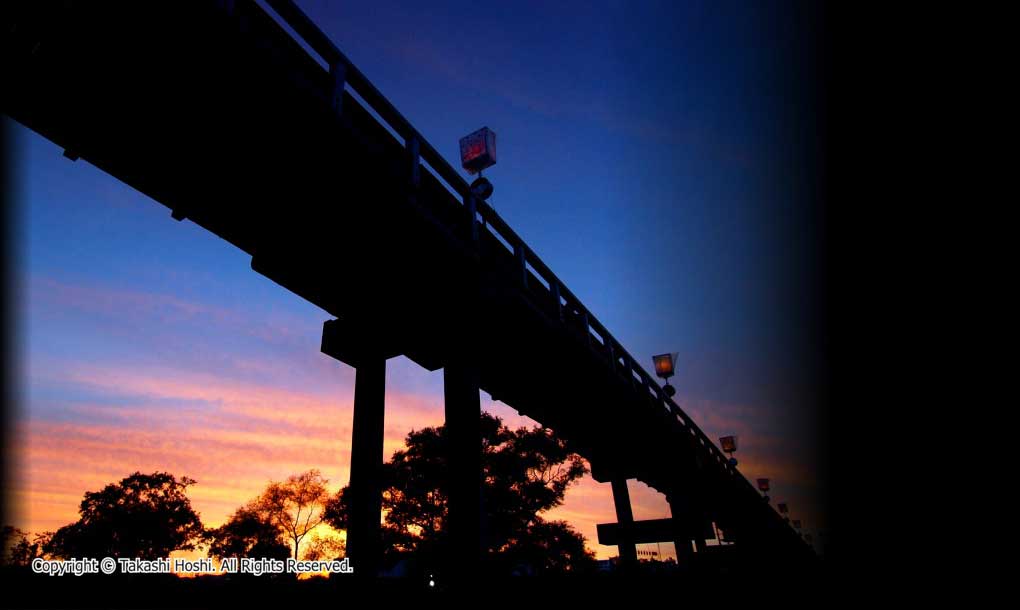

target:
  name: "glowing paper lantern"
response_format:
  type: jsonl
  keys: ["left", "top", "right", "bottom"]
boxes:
{"left": 720, "top": 436, "right": 737, "bottom": 453}
{"left": 757, "top": 478, "right": 770, "bottom": 493}
{"left": 652, "top": 353, "right": 676, "bottom": 379}
{"left": 459, "top": 127, "right": 497, "bottom": 175}
{"left": 651, "top": 352, "right": 679, "bottom": 397}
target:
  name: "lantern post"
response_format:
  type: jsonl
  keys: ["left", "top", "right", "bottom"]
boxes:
{"left": 720, "top": 435, "right": 738, "bottom": 467}
{"left": 459, "top": 127, "right": 497, "bottom": 202}
{"left": 756, "top": 478, "right": 771, "bottom": 503}
{"left": 651, "top": 353, "right": 678, "bottom": 397}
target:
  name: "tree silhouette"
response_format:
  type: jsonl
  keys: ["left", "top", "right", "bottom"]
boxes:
{"left": 323, "top": 412, "right": 595, "bottom": 573}
{"left": 1, "top": 526, "right": 51, "bottom": 567}
{"left": 206, "top": 502, "right": 291, "bottom": 562}
{"left": 252, "top": 470, "right": 330, "bottom": 560}
{"left": 301, "top": 531, "right": 346, "bottom": 561}
{"left": 44, "top": 472, "right": 204, "bottom": 560}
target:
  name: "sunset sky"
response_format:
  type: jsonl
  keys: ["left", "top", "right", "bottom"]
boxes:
{"left": 5, "top": 0, "right": 825, "bottom": 560}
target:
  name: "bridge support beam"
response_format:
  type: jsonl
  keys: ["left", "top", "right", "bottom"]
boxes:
{"left": 443, "top": 342, "right": 483, "bottom": 583}
{"left": 666, "top": 492, "right": 696, "bottom": 565}
{"left": 669, "top": 482, "right": 712, "bottom": 557}
{"left": 346, "top": 356, "right": 386, "bottom": 580}
{"left": 610, "top": 478, "right": 638, "bottom": 565}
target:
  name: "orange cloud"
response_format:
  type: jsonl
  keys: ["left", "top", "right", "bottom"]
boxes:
{"left": 14, "top": 275, "right": 822, "bottom": 562}
{"left": 10, "top": 359, "right": 448, "bottom": 535}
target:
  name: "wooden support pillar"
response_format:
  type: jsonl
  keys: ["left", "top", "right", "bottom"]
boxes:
{"left": 693, "top": 536, "right": 707, "bottom": 553}
{"left": 667, "top": 492, "right": 696, "bottom": 565}
{"left": 669, "top": 484, "right": 710, "bottom": 556}
{"left": 443, "top": 339, "right": 483, "bottom": 583}
{"left": 346, "top": 356, "right": 386, "bottom": 579}
{"left": 610, "top": 478, "right": 638, "bottom": 565}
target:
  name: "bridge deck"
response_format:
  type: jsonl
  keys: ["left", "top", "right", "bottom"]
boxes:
{"left": 3, "top": 0, "right": 808, "bottom": 557}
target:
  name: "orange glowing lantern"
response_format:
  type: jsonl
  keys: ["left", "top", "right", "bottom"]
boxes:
{"left": 720, "top": 436, "right": 737, "bottom": 454}
{"left": 651, "top": 352, "right": 678, "bottom": 397}
{"left": 757, "top": 478, "right": 770, "bottom": 493}
{"left": 652, "top": 353, "right": 676, "bottom": 379}
{"left": 459, "top": 127, "right": 497, "bottom": 175}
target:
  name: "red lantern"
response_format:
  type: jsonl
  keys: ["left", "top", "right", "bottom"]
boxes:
{"left": 756, "top": 478, "right": 770, "bottom": 492}
{"left": 720, "top": 436, "right": 737, "bottom": 453}
{"left": 652, "top": 353, "right": 676, "bottom": 379}
{"left": 459, "top": 127, "right": 497, "bottom": 175}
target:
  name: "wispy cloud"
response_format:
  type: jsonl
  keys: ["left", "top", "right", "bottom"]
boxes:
{"left": 13, "top": 273, "right": 820, "bottom": 559}
{"left": 381, "top": 36, "right": 754, "bottom": 170}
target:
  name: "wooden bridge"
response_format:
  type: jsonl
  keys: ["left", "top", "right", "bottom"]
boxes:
{"left": 2, "top": 0, "right": 815, "bottom": 583}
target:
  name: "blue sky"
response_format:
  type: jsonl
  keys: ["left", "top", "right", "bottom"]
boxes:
{"left": 295, "top": 0, "right": 824, "bottom": 465}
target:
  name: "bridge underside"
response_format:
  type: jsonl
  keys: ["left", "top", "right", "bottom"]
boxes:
{"left": 3, "top": 0, "right": 813, "bottom": 576}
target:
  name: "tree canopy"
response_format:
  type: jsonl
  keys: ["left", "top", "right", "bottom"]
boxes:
{"left": 324, "top": 412, "right": 595, "bottom": 574}
{"left": 1, "top": 526, "right": 51, "bottom": 567}
{"left": 208, "top": 469, "right": 331, "bottom": 562}
{"left": 45, "top": 472, "right": 204, "bottom": 560}
{"left": 256, "top": 469, "right": 330, "bottom": 560}
{"left": 206, "top": 502, "right": 291, "bottom": 562}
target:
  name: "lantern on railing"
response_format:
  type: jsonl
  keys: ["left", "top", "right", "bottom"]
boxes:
{"left": 777, "top": 502, "right": 789, "bottom": 522}
{"left": 720, "top": 435, "right": 738, "bottom": 466}
{"left": 757, "top": 478, "right": 770, "bottom": 503}
{"left": 460, "top": 127, "right": 497, "bottom": 201}
{"left": 460, "top": 127, "right": 497, "bottom": 174}
{"left": 652, "top": 352, "right": 678, "bottom": 397}
{"left": 792, "top": 519, "right": 802, "bottom": 530}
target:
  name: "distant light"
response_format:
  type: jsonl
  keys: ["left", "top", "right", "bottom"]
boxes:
{"left": 720, "top": 436, "right": 737, "bottom": 453}
{"left": 459, "top": 127, "right": 497, "bottom": 175}
{"left": 757, "top": 478, "right": 770, "bottom": 492}
{"left": 429, "top": 579, "right": 435, "bottom": 588}
{"left": 652, "top": 353, "right": 676, "bottom": 379}
{"left": 651, "top": 353, "right": 678, "bottom": 397}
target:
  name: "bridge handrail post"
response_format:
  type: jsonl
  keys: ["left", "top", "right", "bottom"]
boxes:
{"left": 550, "top": 280, "right": 564, "bottom": 322}
{"left": 464, "top": 194, "right": 479, "bottom": 249}
{"left": 581, "top": 310, "right": 591, "bottom": 348}
{"left": 514, "top": 243, "right": 528, "bottom": 289}
{"left": 408, "top": 135, "right": 420, "bottom": 189}
{"left": 329, "top": 61, "right": 346, "bottom": 115}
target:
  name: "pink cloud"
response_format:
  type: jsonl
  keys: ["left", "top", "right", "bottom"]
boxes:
{"left": 16, "top": 274, "right": 820, "bottom": 558}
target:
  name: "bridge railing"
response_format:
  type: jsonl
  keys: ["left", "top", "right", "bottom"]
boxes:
{"left": 257, "top": 0, "right": 750, "bottom": 490}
